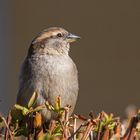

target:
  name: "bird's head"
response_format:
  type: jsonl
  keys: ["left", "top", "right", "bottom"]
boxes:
{"left": 28, "top": 27, "right": 80, "bottom": 56}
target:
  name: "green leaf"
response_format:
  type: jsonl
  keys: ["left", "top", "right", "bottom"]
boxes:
{"left": 14, "top": 104, "right": 26, "bottom": 110}
{"left": 45, "top": 101, "right": 55, "bottom": 111}
{"left": 22, "top": 108, "right": 29, "bottom": 116}
{"left": 108, "top": 122, "right": 116, "bottom": 130}
{"left": 55, "top": 96, "right": 61, "bottom": 112}
{"left": 14, "top": 104, "right": 29, "bottom": 115}
{"left": 53, "top": 125, "right": 61, "bottom": 134}
{"left": 53, "top": 133, "right": 62, "bottom": 137}
{"left": 28, "top": 92, "right": 38, "bottom": 108}
{"left": 34, "top": 105, "right": 45, "bottom": 112}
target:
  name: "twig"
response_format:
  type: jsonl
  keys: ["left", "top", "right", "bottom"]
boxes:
{"left": 49, "top": 120, "right": 56, "bottom": 134}
{"left": 62, "top": 107, "right": 70, "bottom": 139}
{"left": 96, "top": 113, "right": 103, "bottom": 140}
{"left": 89, "top": 130, "right": 94, "bottom": 140}
{"left": 68, "top": 121, "right": 88, "bottom": 140}
{"left": 2, "top": 112, "right": 13, "bottom": 140}
{"left": 121, "top": 116, "right": 138, "bottom": 140}
{"left": 4, "top": 116, "right": 8, "bottom": 140}
{"left": 82, "top": 120, "right": 94, "bottom": 140}
{"left": 121, "top": 118, "right": 133, "bottom": 139}
{"left": 5, "top": 112, "right": 11, "bottom": 139}
{"left": 129, "top": 128, "right": 136, "bottom": 140}
{"left": 27, "top": 135, "right": 32, "bottom": 140}
{"left": 73, "top": 115, "right": 77, "bottom": 140}
{"left": 27, "top": 114, "right": 34, "bottom": 140}
{"left": 128, "top": 116, "right": 137, "bottom": 140}
{"left": 115, "top": 121, "right": 121, "bottom": 136}
{"left": 101, "top": 126, "right": 109, "bottom": 140}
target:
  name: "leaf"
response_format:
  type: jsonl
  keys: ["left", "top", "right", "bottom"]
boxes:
{"left": 28, "top": 92, "right": 38, "bottom": 108}
{"left": 34, "top": 105, "right": 45, "bottom": 112}
{"left": 34, "top": 112, "right": 42, "bottom": 128}
{"left": 55, "top": 96, "right": 61, "bottom": 112}
{"left": 22, "top": 108, "right": 30, "bottom": 116}
{"left": 14, "top": 104, "right": 29, "bottom": 116}
{"left": 103, "top": 111, "right": 109, "bottom": 121}
{"left": 39, "top": 133, "right": 51, "bottom": 140}
{"left": 11, "top": 106, "right": 24, "bottom": 121}
{"left": 53, "top": 125, "right": 61, "bottom": 134}
{"left": 14, "top": 104, "right": 26, "bottom": 110}
{"left": 53, "top": 132, "right": 62, "bottom": 137}
{"left": 37, "top": 130, "right": 45, "bottom": 139}
{"left": 45, "top": 101, "right": 55, "bottom": 111}
{"left": 108, "top": 122, "right": 116, "bottom": 130}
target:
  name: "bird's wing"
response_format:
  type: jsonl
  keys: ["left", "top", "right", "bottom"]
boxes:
{"left": 16, "top": 83, "right": 36, "bottom": 107}
{"left": 16, "top": 58, "right": 49, "bottom": 107}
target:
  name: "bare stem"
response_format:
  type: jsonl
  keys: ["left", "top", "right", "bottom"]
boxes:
{"left": 2, "top": 112, "right": 13, "bottom": 140}
{"left": 82, "top": 120, "right": 94, "bottom": 140}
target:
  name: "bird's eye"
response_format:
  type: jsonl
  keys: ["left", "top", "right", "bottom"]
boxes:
{"left": 57, "top": 33, "right": 63, "bottom": 37}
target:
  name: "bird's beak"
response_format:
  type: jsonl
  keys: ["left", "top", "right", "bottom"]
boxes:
{"left": 66, "top": 33, "right": 80, "bottom": 43}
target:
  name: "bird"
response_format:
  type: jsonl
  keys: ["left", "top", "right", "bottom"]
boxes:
{"left": 16, "top": 27, "right": 80, "bottom": 121}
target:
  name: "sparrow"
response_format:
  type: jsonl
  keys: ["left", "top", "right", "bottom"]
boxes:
{"left": 16, "top": 27, "right": 80, "bottom": 121}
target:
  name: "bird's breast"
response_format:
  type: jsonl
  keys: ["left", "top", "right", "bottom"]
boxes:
{"left": 34, "top": 55, "right": 76, "bottom": 77}
{"left": 31, "top": 55, "right": 78, "bottom": 105}
{"left": 42, "top": 55, "right": 78, "bottom": 91}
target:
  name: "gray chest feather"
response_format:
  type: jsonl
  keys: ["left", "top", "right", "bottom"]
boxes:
{"left": 22, "top": 55, "right": 79, "bottom": 107}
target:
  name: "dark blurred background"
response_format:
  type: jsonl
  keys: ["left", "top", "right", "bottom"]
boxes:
{"left": 1, "top": 0, "right": 140, "bottom": 118}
